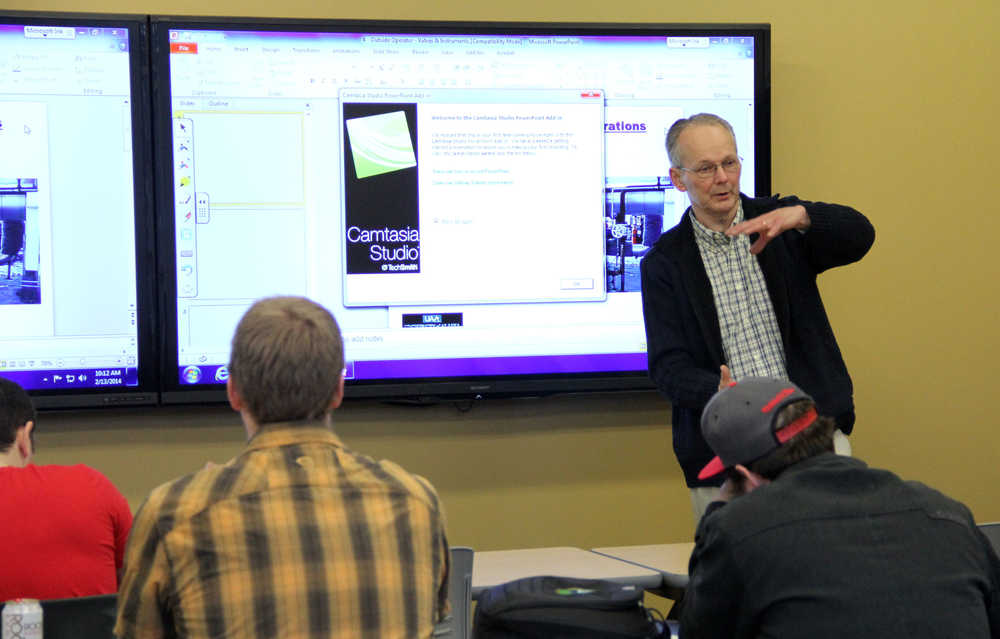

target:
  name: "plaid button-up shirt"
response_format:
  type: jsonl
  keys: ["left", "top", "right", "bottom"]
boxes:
{"left": 115, "top": 423, "right": 449, "bottom": 639}
{"left": 690, "top": 204, "right": 788, "bottom": 381}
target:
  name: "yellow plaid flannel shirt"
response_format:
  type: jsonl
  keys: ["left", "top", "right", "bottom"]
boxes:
{"left": 115, "top": 422, "right": 449, "bottom": 639}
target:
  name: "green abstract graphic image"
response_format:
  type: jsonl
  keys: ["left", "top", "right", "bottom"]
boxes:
{"left": 345, "top": 111, "right": 417, "bottom": 179}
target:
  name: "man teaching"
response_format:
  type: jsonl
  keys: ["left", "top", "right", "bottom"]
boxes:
{"left": 640, "top": 113, "right": 875, "bottom": 518}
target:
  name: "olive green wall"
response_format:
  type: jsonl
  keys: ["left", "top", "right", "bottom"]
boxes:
{"left": 13, "top": 0, "right": 1000, "bottom": 550}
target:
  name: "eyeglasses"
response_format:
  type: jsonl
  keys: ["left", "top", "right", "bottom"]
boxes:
{"left": 677, "top": 157, "right": 742, "bottom": 180}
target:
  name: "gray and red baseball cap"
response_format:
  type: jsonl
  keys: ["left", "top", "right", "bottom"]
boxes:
{"left": 698, "top": 377, "right": 818, "bottom": 480}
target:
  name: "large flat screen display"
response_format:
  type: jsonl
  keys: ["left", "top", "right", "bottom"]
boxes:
{"left": 152, "top": 18, "right": 770, "bottom": 403}
{"left": 0, "top": 12, "right": 156, "bottom": 408}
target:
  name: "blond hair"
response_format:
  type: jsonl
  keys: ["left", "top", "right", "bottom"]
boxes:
{"left": 229, "top": 296, "right": 344, "bottom": 424}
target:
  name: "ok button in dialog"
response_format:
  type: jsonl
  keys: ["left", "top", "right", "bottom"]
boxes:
{"left": 560, "top": 278, "right": 594, "bottom": 290}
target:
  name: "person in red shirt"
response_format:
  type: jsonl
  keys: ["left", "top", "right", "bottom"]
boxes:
{"left": 0, "top": 378, "right": 132, "bottom": 601}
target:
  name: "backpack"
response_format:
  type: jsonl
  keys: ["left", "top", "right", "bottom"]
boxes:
{"left": 471, "top": 575, "right": 667, "bottom": 639}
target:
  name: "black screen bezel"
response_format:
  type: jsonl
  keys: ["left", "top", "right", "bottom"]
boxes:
{"left": 0, "top": 10, "right": 159, "bottom": 409}
{"left": 150, "top": 15, "right": 772, "bottom": 405}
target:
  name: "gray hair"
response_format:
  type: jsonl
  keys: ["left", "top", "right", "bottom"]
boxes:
{"left": 665, "top": 113, "right": 737, "bottom": 168}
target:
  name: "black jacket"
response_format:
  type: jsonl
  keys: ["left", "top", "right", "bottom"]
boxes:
{"left": 680, "top": 454, "right": 1000, "bottom": 638}
{"left": 639, "top": 194, "right": 875, "bottom": 486}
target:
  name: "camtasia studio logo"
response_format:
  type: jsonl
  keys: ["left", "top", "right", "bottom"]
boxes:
{"left": 345, "top": 111, "right": 417, "bottom": 179}
{"left": 342, "top": 103, "right": 421, "bottom": 275}
{"left": 346, "top": 225, "right": 420, "bottom": 272}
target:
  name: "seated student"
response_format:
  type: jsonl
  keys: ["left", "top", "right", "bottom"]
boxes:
{"left": 680, "top": 377, "right": 1000, "bottom": 639}
{"left": 0, "top": 377, "right": 132, "bottom": 600}
{"left": 116, "top": 296, "right": 450, "bottom": 639}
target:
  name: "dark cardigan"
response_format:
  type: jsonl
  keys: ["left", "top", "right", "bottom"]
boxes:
{"left": 639, "top": 193, "right": 875, "bottom": 486}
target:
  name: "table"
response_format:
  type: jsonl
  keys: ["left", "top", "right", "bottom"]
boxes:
{"left": 471, "top": 546, "right": 663, "bottom": 598}
{"left": 591, "top": 542, "right": 694, "bottom": 598}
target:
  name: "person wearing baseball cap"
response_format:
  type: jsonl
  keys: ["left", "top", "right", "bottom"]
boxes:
{"left": 679, "top": 377, "right": 1000, "bottom": 638}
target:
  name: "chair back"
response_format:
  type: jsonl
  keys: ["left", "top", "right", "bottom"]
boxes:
{"left": 434, "top": 546, "right": 474, "bottom": 639}
{"left": 40, "top": 593, "right": 117, "bottom": 639}
{"left": 978, "top": 522, "right": 1000, "bottom": 554}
